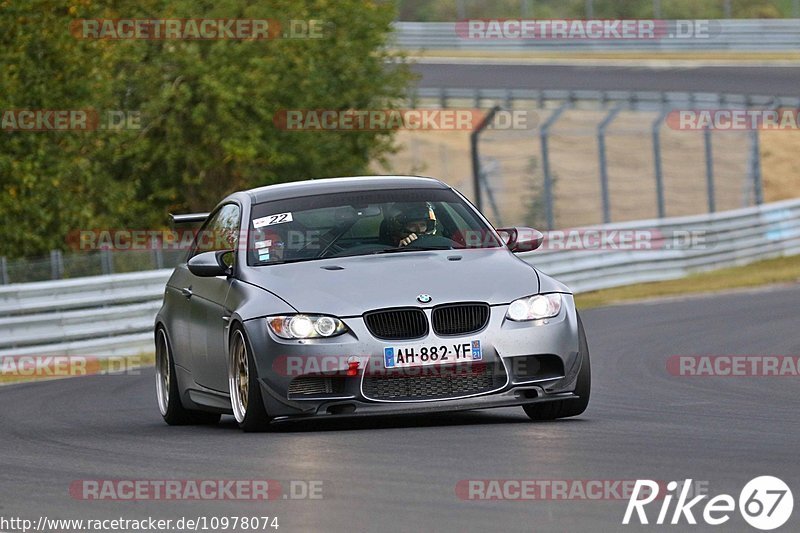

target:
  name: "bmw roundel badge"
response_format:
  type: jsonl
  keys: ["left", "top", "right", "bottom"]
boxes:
{"left": 417, "top": 294, "right": 432, "bottom": 304}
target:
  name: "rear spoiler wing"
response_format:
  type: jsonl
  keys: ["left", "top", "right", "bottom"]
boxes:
{"left": 169, "top": 212, "right": 209, "bottom": 224}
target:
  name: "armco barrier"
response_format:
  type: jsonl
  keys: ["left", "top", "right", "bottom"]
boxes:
{"left": 392, "top": 20, "right": 800, "bottom": 52}
{"left": 524, "top": 197, "right": 800, "bottom": 292}
{"left": 1, "top": 199, "right": 799, "bottom": 357}
{"left": 0, "top": 270, "right": 171, "bottom": 357}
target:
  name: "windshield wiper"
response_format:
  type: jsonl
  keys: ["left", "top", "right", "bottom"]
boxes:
{"left": 372, "top": 246, "right": 452, "bottom": 255}
{"left": 254, "top": 246, "right": 452, "bottom": 264}
{"left": 254, "top": 257, "right": 317, "bottom": 266}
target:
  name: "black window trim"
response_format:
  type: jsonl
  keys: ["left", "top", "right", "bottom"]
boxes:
{"left": 187, "top": 201, "right": 243, "bottom": 261}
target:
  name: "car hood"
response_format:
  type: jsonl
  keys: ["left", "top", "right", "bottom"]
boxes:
{"left": 239, "top": 249, "right": 541, "bottom": 317}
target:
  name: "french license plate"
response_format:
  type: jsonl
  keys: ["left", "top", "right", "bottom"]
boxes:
{"left": 383, "top": 340, "right": 482, "bottom": 369}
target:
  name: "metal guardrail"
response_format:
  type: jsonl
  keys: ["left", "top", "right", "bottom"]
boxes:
{"left": 1, "top": 198, "right": 798, "bottom": 357}
{"left": 0, "top": 270, "right": 171, "bottom": 357}
{"left": 412, "top": 88, "right": 800, "bottom": 111}
{"left": 392, "top": 20, "right": 800, "bottom": 52}
{"left": 522, "top": 197, "right": 800, "bottom": 292}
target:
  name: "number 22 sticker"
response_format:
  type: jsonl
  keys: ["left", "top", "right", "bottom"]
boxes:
{"left": 253, "top": 212, "right": 293, "bottom": 228}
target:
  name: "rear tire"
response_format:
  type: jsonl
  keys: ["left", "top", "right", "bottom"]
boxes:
{"left": 155, "top": 327, "right": 221, "bottom": 426}
{"left": 229, "top": 326, "right": 271, "bottom": 432}
{"left": 523, "top": 313, "right": 591, "bottom": 421}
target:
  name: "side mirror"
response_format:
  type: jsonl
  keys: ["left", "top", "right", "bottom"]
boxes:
{"left": 188, "top": 250, "right": 234, "bottom": 277}
{"left": 497, "top": 227, "right": 544, "bottom": 252}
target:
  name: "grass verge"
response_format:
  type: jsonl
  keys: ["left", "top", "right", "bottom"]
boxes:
{"left": 575, "top": 254, "right": 800, "bottom": 309}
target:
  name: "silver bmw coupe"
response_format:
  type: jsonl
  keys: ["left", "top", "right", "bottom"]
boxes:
{"left": 155, "top": 176, "right": 590, "bottom": 431}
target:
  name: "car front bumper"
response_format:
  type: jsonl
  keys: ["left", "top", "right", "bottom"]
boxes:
{"left": 241, "top": 295, "right": 584, "bottom": 419}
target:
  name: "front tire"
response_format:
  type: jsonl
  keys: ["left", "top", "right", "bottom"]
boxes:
{"left": 229, "top": 326, "right": 271, "bottom": 432}
{"left": 155, "top": 327, "right": 221, "bottom": 425}
{"left": 523, "top": 313, "right": 591, "bottom": 421}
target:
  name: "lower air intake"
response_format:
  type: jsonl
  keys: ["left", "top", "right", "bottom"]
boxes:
{"left": 362, "top": 361, "right": 506, "bottom": 401}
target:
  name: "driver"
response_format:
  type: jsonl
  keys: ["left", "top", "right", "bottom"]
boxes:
{"left": 387, "top": 203, "right": 436, "bottom": 247}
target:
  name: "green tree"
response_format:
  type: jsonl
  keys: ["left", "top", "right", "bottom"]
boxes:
{"left": 1, "top": 0, "right": 412, "bottom": 258}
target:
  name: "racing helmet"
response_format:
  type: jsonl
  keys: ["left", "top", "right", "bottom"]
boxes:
{"left": 386, "top": 202, "right": 437, "bottom": 237}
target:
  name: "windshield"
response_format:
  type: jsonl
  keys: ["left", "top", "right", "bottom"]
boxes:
{"left": 247, "top": 188, "right": 502, "bottom": 266}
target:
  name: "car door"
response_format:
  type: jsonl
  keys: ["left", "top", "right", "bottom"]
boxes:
{"left": 163, "top": 264, "right": 195, "bottom": 371}
{"left": 186, "top": 203, "right": 241, "bottom": 392}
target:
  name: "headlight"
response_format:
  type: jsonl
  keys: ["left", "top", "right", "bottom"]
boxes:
{"left": 267, "top": 315, "right": 348, "bottom": 339}
{"left": 506, "top": 294, "right": 562, "bottom": 321}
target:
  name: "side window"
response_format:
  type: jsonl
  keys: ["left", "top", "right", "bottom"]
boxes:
{"left": 190, "top": 204, "right": 241, "bottom": 258}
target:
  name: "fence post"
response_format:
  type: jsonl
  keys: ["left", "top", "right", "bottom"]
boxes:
{"left": 408, "top": 89, "right": 418, "bottom": 110}
{"left": 101, "top": 249, "right": 115, "bottom": 275}
{"left": 479, "top": 162, "right": 504, "bottom": 227}
{"left": 704, "top": 128, "right": 716, "bottom": 213}
{"left": 152, "top": 235, "right": 164, "bottom": 270}
{"left": 50, "top": 249, "right": 63, "bottom": 280}
{"left": 0, "top": 256, "right": 8, "bottom": 285}
{"left": 539, "top": 102, "right": 570, "bottom": 230}
{"left": 521, "top": 0, "right": 533, "bottom": 17}
{"left": 598, "top": 104, "right": 623, "bottom": 224}
{"left": 750, "top": 129, "right": 763, "bottom": 205}
{"left": 470, "top": 105, "right": 501, "bottom": 213}
{"left": 456, "top": 0, "right": 466, "bottom": 18}
{"left": 652, "top": 107, "right": 670, "bottom": 218}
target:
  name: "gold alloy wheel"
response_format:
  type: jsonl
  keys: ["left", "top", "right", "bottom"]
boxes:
{"left": 229, "top": 329, "right": 249, "bottom": 423}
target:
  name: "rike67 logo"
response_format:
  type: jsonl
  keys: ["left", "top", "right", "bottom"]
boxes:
{"left": 623, "top": 477, "right": 793, "bottom": 530}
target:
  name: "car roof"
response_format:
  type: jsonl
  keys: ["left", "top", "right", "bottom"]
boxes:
{"left": 245, "top": 175, "right": 449, "bottom": 204}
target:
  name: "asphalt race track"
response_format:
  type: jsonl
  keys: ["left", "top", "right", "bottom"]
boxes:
{"left": 412, "top": 63, "right": 800, "bottom": 96}
{"left": 1, "top": 285, "right": 799, "bottom": 532}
